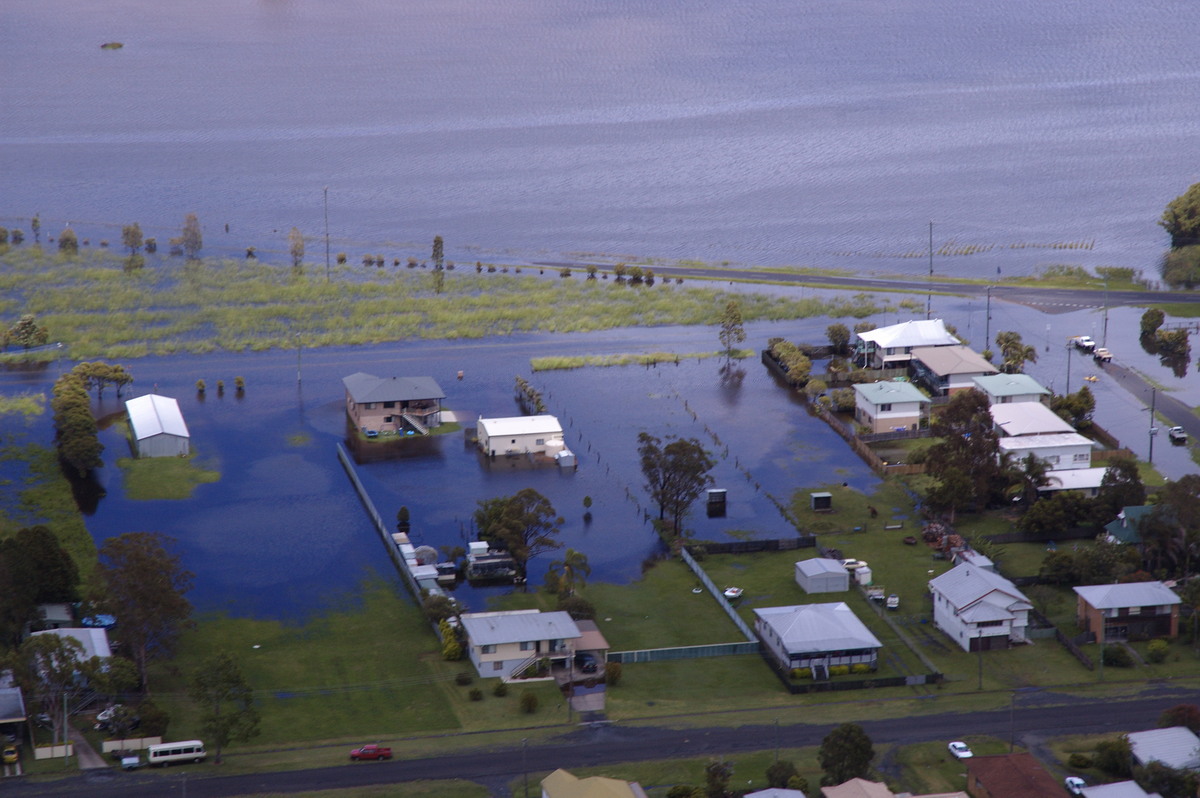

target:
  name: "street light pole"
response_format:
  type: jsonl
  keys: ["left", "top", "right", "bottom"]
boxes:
{"left": 323, "top": 186, "right": 331, "bottom": 282}
{"left": 295, "top": 333, "right": 302, "bottom": 385}
{"left": 985, "top": 285, "right": 992, "bottom": 353}
{"left": 926, "top": 220, "right": 933, "bottom": 320}
{"left": 1102, "top": 278, "right": 1109, "bottom": 348}
{"left": 1148, "top": 387, "right": 1157, "bottom": 464}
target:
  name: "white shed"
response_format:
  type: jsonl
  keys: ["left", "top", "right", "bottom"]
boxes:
{"left": 794, "top": 558, "right": 849, "bottom": 594}
{"left": 477, "top": 415, "right": 564, "bottom": 457}
{"left": 125, "top": 394, "right": 190, "bottom": 458}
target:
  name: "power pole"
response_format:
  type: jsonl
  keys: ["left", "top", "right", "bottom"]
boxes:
{"left": 323, "top": 186, "right": 331, "bottom": 282}
{"left": 1148, "top": 387, "right": 1157, "bottom": 464}
{"left": 926, "top": 220, "right": 934, "bottom": 320}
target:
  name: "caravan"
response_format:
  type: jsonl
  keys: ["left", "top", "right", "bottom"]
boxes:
{"left": 147, "top": 740, "right": 206, "bottom": 766}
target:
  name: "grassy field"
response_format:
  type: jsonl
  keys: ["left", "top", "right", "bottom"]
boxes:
{"left": 117, "top": 452, "right": 221, "bottom": 500}
{"left": 0, "top": 391, "right": 46, "bottom": 417}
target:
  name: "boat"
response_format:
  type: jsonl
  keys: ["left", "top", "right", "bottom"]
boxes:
{"left": 723, "top": 586, "right": 744, "bottom": 600}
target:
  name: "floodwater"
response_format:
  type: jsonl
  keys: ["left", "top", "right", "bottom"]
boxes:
{"left": 2, "top": 0, "right": 1198, "bottom": 276}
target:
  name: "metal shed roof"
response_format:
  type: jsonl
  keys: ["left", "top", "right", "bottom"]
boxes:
{"left": 991, "top": 403, "right": 1075, "bottom": 436}
{"left": 477, "top": 415, "right": 563, "bottom": 437}
{"left": 125, "top": 394, "right": 189, "bottom": 440}
{"left": 854, "top": 319, "right": 959, "bottom": 349}
{"left": 1073, "top": 581, "right": 1180, "bottom": 610}
{"left": 459, "top": 609, "right": 580, "bottom": 647}
{"left": 973, "top": 373, "right": 1051, "bottom": 397}
{"left": 754, "top": 603, "right": 882, "bottom": 654}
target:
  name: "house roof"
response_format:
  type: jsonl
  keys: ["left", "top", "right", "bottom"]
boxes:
{"left": 1074, "top": 582, "right": 1180, "bottom": 610}
{"left": 855, "top": 319, "right": 959, "bottom": 349}
{"left": 1104, "top": 505, "right": 1154, "bottom": 544}
{"left": 1081, "top": 781, "right": 1163, "bottom": 798}
{"left": 341, "top": 372, "right": 445, "bottom": 403}
{"left": 0, "top": 686, "right": 27, "bottom": 724}
{"left": 910, "top": 345, "right": 998, "bottom": 377}
{"left": 928, "top": 563, "right": 1031, "bottom": 615}
{"left": 575, "top": 619, "right": 611, "bottom": 652}
{"left": 477, "top": 415, "right": 564, "bottom": 437}
{"left": 973, "top": 373, "right": 1051, "bottom": 398}
{"left": 747, "top": 789, "right": 809, "bottom": 798}
{"left": 820, "top": 778, "right": 893, "bottom": 798}
{"left": 125, "top": 394, "right": 189, "bottom": 440}
{"left": 853, "top": 381, "right": 930, "bottom": 407}
{"left": 964, "top": 753, "right": 1063, "bottom": 797}
{"left": 997, "top": 432, "right": 1095, "bottom": 452}
{"left": 1044, "top": 467, "right": 1108, "bottom": 492}
{"left": 990, "top": 403, "right": 1076, "bottom": 436}
{"left": 796, "top": 558, "right": 849, "bottom": 577}
{"left": 541, "top": 768, "right": 649, "bottom": 798}
{"left": 754, "top": 603, "right": 882, "bottom": 654}
{"left": 459, "top": 610, "right": 580, "bottom": 647}
{"left": 30, "top": 627, "right": 112, "bottom": 659}
{"left": 1128, "top": 726, "right": 1200, "bottom": 770}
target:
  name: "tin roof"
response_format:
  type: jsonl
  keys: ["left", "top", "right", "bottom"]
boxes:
{"left": 125, "top": 394, "right": 189, "bottom": 440}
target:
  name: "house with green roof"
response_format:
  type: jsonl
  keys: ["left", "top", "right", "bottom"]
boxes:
{"left": 972, "top": 373, "right": 1051, "bottom": 406}
{"left": 852, "top": 381, "right": 930, "bottom": 434}
{"left": 1104, "top": 505, "right": 1154, "bottom": 546}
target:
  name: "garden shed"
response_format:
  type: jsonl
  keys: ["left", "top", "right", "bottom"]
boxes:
{"left": 795, "top": 558, "right": 849, "bottom": 594}
{"left": 125, "top": 394, "right": 190, "bottom": 458}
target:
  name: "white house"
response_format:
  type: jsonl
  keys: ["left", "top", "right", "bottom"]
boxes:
{"left": 853, "top": 319, "right": 960, "bottom": 369}
{"left": 795, "top": 558, "right": 850, "bottom": 594}
{"left": 1041, "top": 466, "right": 1109, "bottom": 497}
{"left": 1127, "top": 727, "right": 1200, "bottom": 771}
{"left": 125, "top": 394, "right": 190, "bottom": 457}
{"left": 998, "top": 432, "right": 1095, "bottom": 471}
{"left": 459, "top": 609, "right": 581, "bottom": 680}
{"left": 928, "top": 563, "right": 1032, "bottom": 652}
{"left": 909, "top": 346, "right": 998, "bottom": 396}
{"left": 477, "top": 415, "right": 566, "bottom": 457}
{"left": 852, "top": 381, "right": 931, "bottom": 434}
{"left": 754, "top": 603, "right": 882, "bottom": 678}
{"left": 990, "top": 402, "right": 1076, "bottom": 437}
{"left": 972, "top": 373, "right": 1051, "bottom": 406}
{"left": 30, "top": 627, "right": 112, "bottom": 659}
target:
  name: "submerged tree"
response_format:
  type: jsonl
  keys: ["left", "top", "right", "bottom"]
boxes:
{"left": 638, "top": 432, "right": 715, "bottom": 533}
{"left": 288, "top": 226, "right": 305, "bottom": 268}
{"left": 180, "top": 213, "right": 203, "bottom": 259}
{"left": 4, "top": 313, "right": 49, "bottom": 349}
{"left": 718, "top": 299, "right": 746, "bottom": 358}
{"left": 474, "top": 488, "right": 563, "bottom": 577}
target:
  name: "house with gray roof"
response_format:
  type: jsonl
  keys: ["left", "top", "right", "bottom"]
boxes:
{"left": 853, "top": 381, "right": 931, "bottom": 434}
{"left": 795, "top": 558, "right": 849, "bottom": 594}
{"left": 929, "top": 563, "right": 1032, "bottom": 651}
{"left": 342, "top": 372, "right": 445, "bottom": 435}
{"left": 125, "top": 393, "right": 190, "bottom": 457}
{"left": 972, "top": 373, "right": 1051, "bottom": 406}
{"left": 1074, "top": 581, "right": 1180, "bottom": 642}
{"left": 990, "top": 402, "right": 1076, "bottom": 437}
{"left": 909, "top": 346, "right": 998, "bottom": 396}
{"left": 1081, "top": 780, "right": 1163, "bottom": 798}
{"left": 853, "top": 320, "right": 960, "bottom": 369}
{"left": 754, "top": 603, "right": 882, "bottom": 679}
{"left": 1127, "top": 726, "right": 1200, "bottom": 771}
{"left": 459, "top": 609, "right": 582, "bottom": 680}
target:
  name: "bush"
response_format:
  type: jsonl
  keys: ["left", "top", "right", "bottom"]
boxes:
{"left": 1147, "top": 639, "right": 1169, "bottom": 664}
{"left": 454, "top": 672, "right": 473, "bottom": 686}
{"left": 829, "top": 664, "right": 850, "bottom": 677}
{"left": 851, "top": 663, "right": 872, "bottom": 674}
{"left": 137, "top": 700, "right": 169, "bottom": 738}
{"left": 11, "top": 229, "right": 24, "bottom": 244}
{"left": 557, "top": 595, "right": 595, "bottom": 620}
{"left": 519, "top": 690, "right": 538, "bottom": 714}
{"left": 58, "top": 228, "right": 79, "bottom": 253}
{"left": 468, "top": 688, "right": 483, "bottom": 701}
{"left": 1068, "top": 752, "right": 1093, "bottom": 769}
{"left": 1102, "top": 645, "right": 1133, "bottom": 668}
{"left": 604, "top": 662, "right": 622, "bottom": 687}
{"left": 0, "top": 227, "right": 8, "bottom": 244}
{"left": 1095, "top": 736, "right": 1133, "bottom": 777}
{"left": 766, "top": 759, "right": 799, "bottom": 788}
{"left": 666, "top": 786, "right": 699, "bottom": 798}
{"left": 791, "top": 667, "right": 812, "bottom": 680}
{"left": 441, "top": 636, "right": 463, "bottom": 661}
{"left": 492, "top": 681, "right": 508, "bottom": 697}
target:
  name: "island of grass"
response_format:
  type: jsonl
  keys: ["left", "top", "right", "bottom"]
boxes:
{"left": 117, "top": 452, "right": 220, "bottom": 500}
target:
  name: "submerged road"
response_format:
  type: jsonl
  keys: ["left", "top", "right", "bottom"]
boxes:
{"left": 11, "top": 684, "right": 1200, "bottom": 797}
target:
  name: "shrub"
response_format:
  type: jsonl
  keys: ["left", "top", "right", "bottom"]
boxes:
{"left": 1102, "top": 645, "right": 1133, "bottom": 668}
{"left": 336, "top": 252, "right": 347, "bottom": 264}
{"left": 791, "top": 667, "right": 812, "bottom": 680}
{"left": 766, "top": 759, "right": 799, "bottom": 788}
{"left": 1147, "top": 639, "right": 1169, "bottom": 664}
{"left": 604, "top": 662, "right": 622, "bottom": 687}
{"left": 468, "top": 688, "right": 483, "bottom": 701}
{"left": 11, "top": 229, "right": 24, "bottom": 244}
{"left": 787, "top": 775, "right": 810, "bottom": 792}
{"left": 144, "top": 237, "right": 156, "bottom": 253}
{"left": 829, "top": 665, "right": 850, "bottom": 677}
{"left": 1068, "top": 753, "right": 1093, "bottom": 769}
{"left": 137, "top": 700, "right": 170, "bottom": 738}
{"left": 492, "top": 681, "right": 508, "bottom": 697}
{"left": 519, "top": 690, "right": 538, "bottom": 714}
{"left": 666, "top": 786, "right": 699, "bottom": 798}
{"left": 441, "top": 636, "right": 463, "bottom": 661}
{"left": 58, "top": 228, "right": 79, "bottom": 253}
{"left": 851, "top": 663, "right": 872, "bottom": 674}
{"left": 454, "top": 671, "right": 473, "bottom": 686}
{"left": 557, "top": 595, "right": 595, "bottom": 620}
{"left": 0, "top": 227, "right": 8, "bottom": 244}
{"left": 1095, "top": 736, "right": 1133, "bottom": 777}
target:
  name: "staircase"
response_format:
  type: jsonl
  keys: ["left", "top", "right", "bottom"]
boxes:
{"left": 402, "top": 413, "right": 428, "bottom": 435}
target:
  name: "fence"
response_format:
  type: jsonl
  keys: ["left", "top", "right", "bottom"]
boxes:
{"left": 687, "top": 537, "right": 814, "bottom": 555}
{"left": 678, "top": 546, "right": 757, "bottom": 642}
{"left": 608, "top": 641, "right": 761, "bottom": 664}
{"left": 859, "top": 428, "right": 932, "bottom": 443}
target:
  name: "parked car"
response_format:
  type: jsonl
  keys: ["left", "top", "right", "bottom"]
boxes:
{"left": 120, "top": 754, "right": 143, "bottom": 771}
{"left": 574, "top": 651, "right": 599, "bottom": 674}
{"left": 886, "top": 594, "right": 900, "bottom": 610}
{"left": 1169, "top": 426, "right": 1188, "bottom": 443}
{"left": 1065, "top": 776, "right": 1086, "bottom": 795}
{"left": 2, "top": 745, "right": 18, "bottom": 764}
{"left": 948, "top": 741, "right": 973, "bottom": 759}
{"left": 350, "top": 744, "right": 392, "bottom": 761}
{"left": 842, "top": 558, "right": 868, "bottom": 572}
{"left": 1093, "top": 347, "right": 1112, "bottom": 362}
{"left": 1072, "top": 335, "right": 1096, "bottom": 352}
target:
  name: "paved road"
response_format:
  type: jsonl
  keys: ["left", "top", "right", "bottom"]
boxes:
{"left": 11, "top": 685, "right": 1200, "bottom": 797}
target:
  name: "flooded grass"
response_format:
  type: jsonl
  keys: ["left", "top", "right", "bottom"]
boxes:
{"left": 0, "top": 391, "right": 45, "bottom": 417}
{"left": 117, "top": 453, "right": 221, "bottom": 500}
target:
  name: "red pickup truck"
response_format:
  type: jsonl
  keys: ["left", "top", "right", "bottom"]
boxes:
{"left": 350, "top": 744, "right": 392, "bottom": 761}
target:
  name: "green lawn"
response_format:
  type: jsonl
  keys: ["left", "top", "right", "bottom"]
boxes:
{"left": 117, "top": 452, "right": 221, "bottom": 500}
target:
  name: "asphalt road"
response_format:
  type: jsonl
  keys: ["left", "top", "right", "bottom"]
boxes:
{"left": 12, "top": 685, "right": 1200, "bottom": 797}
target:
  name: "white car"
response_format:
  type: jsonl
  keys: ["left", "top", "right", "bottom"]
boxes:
{"left": 1169, "top": 426, "right": 1187, "bottom": 443}
{"left": 1073, "top": 335, "right": 1096, "bottom": 352}
{"left": 948, "top": 741, "right": 973, "bottom": 759}
{"left": 842, "top": 558, "right": 868, "bottom": 572}
{"left": 1065, "top": 776, "right": 1086, "bottom": 795}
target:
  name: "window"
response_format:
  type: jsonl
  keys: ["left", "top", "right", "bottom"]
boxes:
{"left": 879, "top": 403, "right": 892, "bottom": 412}
{"left": 1073, "top": 453, "right": 1089, "bottom": 462}
{"left": 1046, "top": 455, "right": 1060, "bottom": 464}
{"left": 1127, "top": 606, "right": 1141, "bottom": 615}
{"left": 383, "top": 416, "right": 393, "bottom": 423}
{"left": 520, "top": 641, "right": 534, "bottom": 651}
{"left": 481, "top": 644, "right": 496, "bottom": 654}
{"left": 383, "top": 401, "right": 396, "bottom": 408}
{"left": 364, "top": 402, "right": 375, "bottom": 409}
{"left": 493, "top": 661, "right": 503, "bottom": 671}
{"left": 535, "top": 438, "right": 545, "bottom": 446}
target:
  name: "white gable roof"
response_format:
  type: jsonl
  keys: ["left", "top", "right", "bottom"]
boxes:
{"left": 1081, "top": 781, "right": 1162, "bottom": 798}
{"left": 125, "top": 394, "right": 189, "bottom": 440}
{"left": 477, "top": 415, "right": 563, "bottom": 438}
{"left": 796, "top": 558, "right": 847, "bottom": 577}
{"left": 460, "top": 610, "right": 580, "bottom": 647}
{"left": 855, "top": 319, "right": 959, "bottom": 349}
{"left": 754, "top": 603, "right": 882, "bottom": 654}
{"left": 1044, "top": 467, "right": 1109, "bottom": 491}
{"left": 929, "top": 563, "right": 1031, "bottom": 614}
{"left": 1074, "top": 582, "right": 1180, "bottom": 610}
{"left": 997, "top": 432, "right": 1095, "bottom": 451}
{"left": 1128, "top": 726, "right": 1200, "bottom": 770}
{"left": 990, "top": 403, "right": 1075, "bottom": 436}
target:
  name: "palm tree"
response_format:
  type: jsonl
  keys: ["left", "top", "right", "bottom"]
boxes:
{"left": 547, "top": 549, "right": 590, "bottom": 596}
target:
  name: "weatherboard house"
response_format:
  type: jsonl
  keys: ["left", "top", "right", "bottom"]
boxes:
{"left": 125, "top": 393, "right": 190, "bottom": 457}
{"left": 929, "top": 563, "right": 1032, "bottom": 652}
{"left": 342, "top": 372, "right": 445, "bottom": 435}
{"left": 754, "top": 603, "right": 882, "bottom": 679}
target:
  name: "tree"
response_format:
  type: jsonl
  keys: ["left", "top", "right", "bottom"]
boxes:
{"left": 288, "top": 227, "right": 304, "bottom": 268}
{"left": 1094, "top": 735, "right": 1132, "bottom": 777}
{"left": 1161, "top": 182, "right": 1200, "bottom": 249}
{"left": 474, "top": 488, "right": 563, "bottom": 577}
{"left": 180, "top": 213, "right": 203, "bottom": 259}
{"left": 718, "top": 300, "right": 746, "bottom": 358}
{"left": 637, "top": 433, "right": 715, "bottom": 533}
{"left": 1050, "top": 385, "right": 1096, "bottom": 429}
{"left": 1162, "top": 245, "right": 1200, "bottom": 288}
{"left": 432, "top": 235, "right": 444, "bottom": 270}
{"left": 766, "top": 759, "right": 800, "bottom": 788}
{"left": 9, "top": 525, "right": 79, "bottom": 604}
{"left": 703, "top": 758, "right": 732, "bottom": 798}
{"left": 818, "top": 722, "right": 874, "bottom": 785}
{"left": 5, "top": 313, "right": 49, "bottom": 349}
{"left": 58, "top": 227, "right": 78, "bottom": 253}
{"left": 995, "top": 330, "right": 1037, "bottom": 374}
{"left": 31, "top": 213, "right": 40, "bottom": 244}
{"left": 546, "top": 548, "right": 590, "bottom": 596}
{"left": 122, "top": 222, "right": 144, "bottom": 258}
{"left": 51, "top": 370, "right": 103, "bottom": 477}
{"left": 826, "top": 323, "right": 851, "bottom": 354}
{"left": 1136, "top": 761, "right": 1198, "bottom": 798}
{"left": 1093, "top": 453, "right": 1146, "bottom": 524}
{"left": 1141, "top": 308, "right": 1166, "bottom": 338}
{"left": 10, "top": 634, "right": 98, "bottom": 745}
{"left": 1006, "top": 452, "right": 1051, "bottom": 507}
{"left": 96, "top": 532, "right": 194, "bottom": 690}
{"left": 1159, "top": 703, "right": 1200, "bottom": 734}
{"left": 189, "top": 652, "right": 260, "bottom": 764}
{"left": 925, "top": 389, "right": 1002, "bottom": 514}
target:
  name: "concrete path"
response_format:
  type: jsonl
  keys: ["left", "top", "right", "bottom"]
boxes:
{"left": 66, "top": 725, "right": 109, "bottom": 770}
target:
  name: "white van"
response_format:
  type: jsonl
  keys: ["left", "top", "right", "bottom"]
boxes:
{"left": 147, "top": 740, "right": 206, "bottom": 766}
